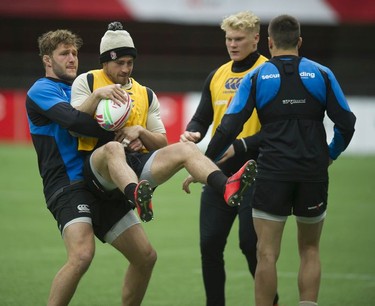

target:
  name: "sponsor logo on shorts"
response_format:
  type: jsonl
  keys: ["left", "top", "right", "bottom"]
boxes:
{"left": 308, "top": 202, "right": 324, "bottom": 210}
{"left": 77, "top": 204, "right": 91, "bottom": 213}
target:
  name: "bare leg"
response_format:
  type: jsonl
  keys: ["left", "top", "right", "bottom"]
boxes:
{"left": 91, "top": 141, "right": 138, "bottom": 191}
{"left": 91, "top": 141, "right": 154, "bottom": 222}
{"left": 150, "top": 142, "right": 219, "bottom": 185}
{"left": 47, "top": 223, "right": 95, "bottom": 306}
{"left": 111, "top": 224, "right": 157, "bottom": 306}
{"left": 297, "top": 219, "right": 324, "bottom": 302}
{"left": 253, "top": 217, "right": 285, "bottom": 306}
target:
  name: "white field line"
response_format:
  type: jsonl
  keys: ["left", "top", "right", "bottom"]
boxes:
{"left": 277, "top": 271, "right": 375, "bottom": 281}
{"left": 192, "top": 269, "right": 375, "bottom": 281}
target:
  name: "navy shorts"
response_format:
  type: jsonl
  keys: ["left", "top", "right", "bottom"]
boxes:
{"left": 47, "top": 182, "right": 96, "bottom": 235}
{"left": 83, "top": 156, "right": 139, "bottom": 242}
{"left": 252, "top": 178, "right": 328, "bottom": 217}
{"left": 126, "top": 151, "right": 154, "bottom": 178}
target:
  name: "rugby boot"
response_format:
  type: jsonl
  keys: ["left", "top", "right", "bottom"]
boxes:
{"left": 135, "top": 180, "right": 154, "bottom": 222}
{"left": 224, "top": 159, "right": 257, "bottom": 207}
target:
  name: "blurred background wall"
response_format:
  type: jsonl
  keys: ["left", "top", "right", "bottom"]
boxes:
{"left": 0, "top": 0, "right": 374, "bottom": 151}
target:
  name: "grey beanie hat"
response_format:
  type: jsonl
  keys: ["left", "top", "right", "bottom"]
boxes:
{"left": 99, "top": 21, "right": 137, "bottom": 63}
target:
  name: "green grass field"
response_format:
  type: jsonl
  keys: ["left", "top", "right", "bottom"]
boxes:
{"left": 0, "top": 143, "right": 374, "bottom": 306}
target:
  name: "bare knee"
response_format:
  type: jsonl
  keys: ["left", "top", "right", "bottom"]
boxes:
{"left": 133, "top": 246, "right": 157, "bottom": 272}
{"left": 299, "top": 245, "right": 320, "bottom": 262}
{"left": 142, "top": 247, "right": 157, "bottom": 270}
{"left": 178, "top": 141, "right": 201, "bottom": 157}
{"left": 103, "top": 141, "right": 124, "bottom": 158}
{"left": 256, "top": 242, "right": 280, "bottom": 265}
{"left": 183, "top": 141, "right": 200, "bottom": 151}
{"left": 68, "top": 247, "right": 95, "bottom": 275}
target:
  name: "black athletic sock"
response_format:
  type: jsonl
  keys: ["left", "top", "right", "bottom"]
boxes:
{"left": 206, "top": 170, "right": 227, "bottom": 195}
{"left": 124, "top": 183, "right": 137, "bottom": 204}
{"left": 273, "top": 293, "right": 279, "bottom": 305}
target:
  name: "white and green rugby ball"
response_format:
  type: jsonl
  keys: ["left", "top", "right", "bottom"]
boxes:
{"left": 95, "top": 92, "right": 132, "bottom": 131}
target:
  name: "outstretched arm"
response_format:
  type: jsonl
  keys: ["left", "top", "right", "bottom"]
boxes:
{"left": 206, "top": 72, "right": 256, "bottom": 161}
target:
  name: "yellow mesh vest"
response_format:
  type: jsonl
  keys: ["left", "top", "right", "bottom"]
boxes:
{"left": 78, "top": 69, "right": 149, "bottom": 151}
{"left": 209, "top": 55, "right": 267, "bottom": 138}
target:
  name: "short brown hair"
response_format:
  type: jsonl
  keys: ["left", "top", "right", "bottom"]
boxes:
{"left": 268, "top": 15, "right": 300, "bottom": 49}
{"left": 38, "top": 29, "right": 83, "bottom": 57}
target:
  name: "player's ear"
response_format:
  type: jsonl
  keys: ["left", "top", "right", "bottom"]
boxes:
{"left": 43, "top": 55, "right": 52, "bottom": 67}
{"left": 254, "top": 32, "right": 260, "bottom": 43}
{"left": 268, "top": 37, "right": 273, "bottom": 49}
{"left": 297, "top": 37, "right": 302, "bottom": 49}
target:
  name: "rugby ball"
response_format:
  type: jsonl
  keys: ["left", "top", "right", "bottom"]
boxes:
{"left": 95, "top": 92, "right": 132, "bottom": 131}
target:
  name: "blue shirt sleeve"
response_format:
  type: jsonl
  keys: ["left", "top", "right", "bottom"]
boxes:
{"left": 205, "top": 70, "right": 257, "bottom": 160}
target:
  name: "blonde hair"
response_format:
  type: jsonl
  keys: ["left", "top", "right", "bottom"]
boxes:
{"left": 221, "top": 11, "right": 261, "bottom": 33}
